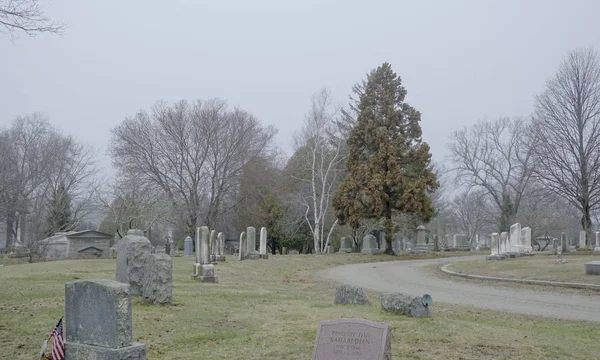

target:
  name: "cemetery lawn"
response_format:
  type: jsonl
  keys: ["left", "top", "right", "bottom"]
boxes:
{"left": 0, "top": 253, "right": 597, "bottom": 360}
{"left": 450, "top": 254, "right": 600, "bottom": 286}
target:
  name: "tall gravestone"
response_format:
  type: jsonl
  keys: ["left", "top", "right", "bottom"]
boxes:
{"left": 65, "top": 279, "right": 146, "bottom": 359}
{"left": 238, "top": 232, "right": 246, "bottom": 261}
{"left": 216, "top": 232, "right": 226, "bottom": 262}
{"left": 490, "top": 233, "right": 499, "bottom": 255}
{"left": 197, "top": 226, "right": 217, "bottom": 283}
{"left": 259, "top": 227, "right": 269, "bottom": 259}
{"left": 183, "top": 236, "right": 193, "bottom": 257}
{"left": 521, "top": 227, "right": 532, "bottom": 253}
{"left": 245, "top": 226, "right": 259, "bottom": 259}
{"left": 116, "top": 229, "right": 151, "bottom": 296}
{"left": 361, "top": 234, "right": 382, "bottom": 255}
{"left": 337, "top": 237, "right": 353, "bottom": 253}
{"left": 500, "top": 232, "right": 508, "bottom": 254}
{"left": 561, "top": 232, "right": 569, "bottom": 253}
{"left": 595, "top": 232, "right": 600, "bottom": 252}
{"left": 509, "top": 223, "right": 521, "bottom": 253}
{"left": 312, "top": 318, "right": 391, "bottom": 360}
{"left": 579, "top": 230, "right": 586, "bottom": 249}
{"left": 209, "top": 230, "right": 217, "bottom": 263}
{"left": 142, "top": 253, "right": 172, "bottom": 305}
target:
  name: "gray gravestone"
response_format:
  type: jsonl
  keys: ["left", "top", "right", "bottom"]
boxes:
{"left": 238, "top": 232, "right": 246, "bottom": 261}
{"left": 561, "top": 232, "right": 569, "bottom": 253}
{"left": 200, "top": 264, "right": 217, "bottom": 283}
{"left": 288, "top": 250, "right": 299, "bottom": 255}
{"left": 337, "top": 237, "right": 353, "bottom": 253}
{"left": 183, "top": 236, "right": 193, "bottom": 257}
{"left": 334, "top": 285, "right": 371, "bottom": 305}
{"left": 216, "top": 232, "right": 226, "bottom": 262}
{"left": 584, "top": 261, "right": 600, "bottom": 275}
{"left": 259, "top": 227, "right": 269, "bottom": 259}
{"left": 200, "top": 226, "right": 210, "bottom": 265}
{"left": 361, "top": 234, "right": 383, "bottom": 255}
{"left": 115, "top": 229, "right": 151, "bottom": 296}
{"left": 209, "top": 230, "right": 217, "bottom": 263}
{"left": 380, "top": 293, "right": 431, "bottom": 318}
{"left": 327, "top": 245, "right": 335, "bottom": 254}
{"left": 247, "top": 226, "right": 257, "bottom": 255}
{"left": 312, "top": 318, "right": 391, "bottom": 360}
{"left": 65, "top": 279, "right": 146, "bottom": 359}
{"left": 142, "top": 253, "right": 172, "bottom": 305}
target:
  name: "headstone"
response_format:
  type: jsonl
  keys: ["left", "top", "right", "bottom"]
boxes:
{"left": 199, "top": 263, "right": 217, "bottom": 283}
{"left": 391, "top": 238, "right": 402, "bottom": 253}
{"left": 380, "top": 292, "right": 431, "bottom": 318}
{"left": 361, "top": 234, "right": 382, "bottom": 255}
{"left": 200, "top": 226, "right": 210, "bottom": 265}
{"left": 521, "top": 227, "right": 532, "bottom": 253}
{"left": 312, "top": 318, "right": 391, "bottom": 360}
{"left": 142, "top": 253, "right": 172, "bottom": 305}
{"left": 238, "top": 232, "right": 246, "bottom": 261}
{"left": 334, "top": 285, "right": 371, "bottom": 305}
{"left": 416, "top": 226, "right": 426, "bottom": 246}
{"left": 595, "top": 232, "right": 600, "bottom": 252}
{"left": 579, "top": 230, "right": 586, "bottom": 249}
{"left": 500, "top": 232, "right": 508, "bottom": 253}
{"left": 183, "top": 236, "right": 193, "bottom": 257}
{"left": 337, "top": 237, "right": 353, "bottom": 253}
{"left": 561, "top": 232, "right": 569, "bottom": 253}
{"left": 216, "top": 232, "right": 226, "bottom": 262}
{"left": 246, "top": 226, "right": 257, "bottom": 255}
{"left": 209, "top": 230, "right": 217, "bottom": 263}
{"left": 443, "top": 234, "right": 452, "bottom": 249}
{"left": 509, "top": 223, "right": 521, "bottom": 253}
{"left": 115, "top": 229, "right": 151, "bottom": 296}
{"left": 288, "top": 250, "right": 299, "bottom": 255}
{"left": 259, "top": 227, "right": 269, "bottom": 259}
{"left": 490, "top": 233, "right": 499, "bottom": 255}
{"left": 327, "top": 245, "right": 335, "bottom": 254}
{"left": 282, "top": 246, "right": 287, "bottom": 255}
{"left": 585, "top": 261, "right": 600, "bottom": 275}
{"left": 65, "top": 279, "right": 146, "bottom": 359}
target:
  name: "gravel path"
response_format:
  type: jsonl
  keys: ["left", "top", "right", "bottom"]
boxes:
{"left": 319, "top": 255, "right": 600, "bottom": 322}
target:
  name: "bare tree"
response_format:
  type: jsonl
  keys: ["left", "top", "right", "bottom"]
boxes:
{"left": 449, "top": 190, "right": 495, "bottom": 243}
{"left": 291, "top": 88, "right": 345, "bottom": 253}
{"left": 109, "top": 99, "right": 276, "bottom": 235}
{"left": 0, "top": 0, "right": 64, "bottom": 38}
{"left": 448, "top": 117, "right": 536, "bottom": 232}
{"left": 532, "top": 47, "right": 600, "bottom": 248}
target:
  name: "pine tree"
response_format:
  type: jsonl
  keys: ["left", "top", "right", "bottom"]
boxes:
{"left": 46, "top": 183, "right": 73, "bottom": 236}
{"left": 333, "top": 63, "right": 439, "bottom": 255}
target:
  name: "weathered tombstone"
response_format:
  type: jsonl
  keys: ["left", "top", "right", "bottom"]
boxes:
{"left": 327, "top": 245, "right": 335, "bottom": 254}
{"left": 246, "top": 226, "right": 259, "bottom": 259}
{"left": 380, "top": 292, "right": 431, "bottom": 318}
{"left": 500, "top": 232, "right": 508, "bottom": 253}
{"left": 334, "top": 285, "right": 371, "bottom": 305}
{"left": 209, "top": 230, "right": 217, "bottom": 263}
{"left": 282, "top": 246, "right": 287, "bottom": 255}
{"left": 579, "top": 230, "right": 586, "bottom": 249}
{"left": 142, "top": 253, "right": 172, "bottom": 305}
{"left": 312, "top": 318, "right": 391, "bottom": 360}
{"left": 200, "top": 226, "right": 210, "bottom": 265}
{"left": 238, "top": 232, "right": 246, "bottom": 261}
{"left": 509, "top": 223, "right": 521, "bottom": 253}
{"left": 561, "top": 232, "right": 569, "bottom": 253}
{"left": 416, "top": 226, "right": 426, "bottom": 246}
{"left": 65, "top": 279, "right": 146, "bottom": 359}
{"left": 361, "top": 234, "right": 382, "bottom": 255}
{"left": 443, "top": 234, "right": 452, "bottom": 249}
{"left": 216, "top": 232, "right": 226, "bottom": 262}
{"left": 259, "top": 227, "right": 269, "bottom": 259}
{"left": 191, "top": 227, "right": 201, "bottom": 279}
{"left": 183, "top": 236, "right": 193, "bottom": 257}
{"left": 521, "top": 227, "right": 532, "bottom": 253}
{"left": 585, "top": 261, "right": 600, "bottom": 275}
{"left": 595, "top": 232, "right": 600, "bottom": 253}
{"left": 337, "top": 237, "right": 353, "bottom": 253}
{"left": 116, "top": 229, "right": 151, "bottom": 296}
{"left": 490, "top": 233, "right": 499, "bottom": 255}
{"left": 199, "top": 263, "right": 217, "bottom": 283}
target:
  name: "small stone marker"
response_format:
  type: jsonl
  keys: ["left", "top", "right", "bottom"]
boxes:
{"left": 584, "top": 261, "right": 600, "bottom": 275}
{"left": 312, "top": 318, "right": 391, "bottom": 360}
{"left": 327, "top": 245, "right": 335, "bottom": 254}
{"left": 142, "top": 253, "right": 172, "bottom": 305}
{"left": 334, "top": 285, "right": 371, "bottom": 305}
{"left": 65, "top": 279, "right": 146, "bottom": 359}
{"left": 200, "top": 263, "right": 217, "bottom": 283}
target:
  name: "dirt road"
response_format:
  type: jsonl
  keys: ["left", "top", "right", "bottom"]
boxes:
{"left": 319, "top": 255, "right": 600, "bottom": 322}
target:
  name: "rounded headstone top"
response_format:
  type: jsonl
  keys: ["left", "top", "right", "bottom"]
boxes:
{"left": 184, "top": 236, "right": 193, "bottom": 241}
{"left": 417, "top": 225, "right": 426, "bottom": 230}
{"left": 127, "top": 229, "right": 144, "bottom": 236}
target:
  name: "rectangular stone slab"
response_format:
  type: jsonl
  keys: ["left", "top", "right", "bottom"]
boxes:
{"left": 584, "top": 261, "right": 600, "bottom": 275}
{"left": 65, "top": 279, "right": 132, "bottom": 348}
{"left": 312, "top": 318, "right": 391, "bottom": 360}
{"left": 65, "top": 342, "right": 145, "bottom": 360}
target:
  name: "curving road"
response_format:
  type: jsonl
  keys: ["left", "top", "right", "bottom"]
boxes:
{"left": 320, "top": 255, "right": 600, "bottom": 322}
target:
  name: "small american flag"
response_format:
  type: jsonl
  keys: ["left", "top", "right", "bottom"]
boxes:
{"left": 49, "top": 318, "right": 65, "bottom": 360}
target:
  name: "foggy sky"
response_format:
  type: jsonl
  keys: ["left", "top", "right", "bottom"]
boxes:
{"left": 2, "top": 0, "right": 600, "bottom": 176}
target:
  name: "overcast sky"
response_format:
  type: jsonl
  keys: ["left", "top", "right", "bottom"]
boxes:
{"left": 2, "top": 0, "right": 600, "bottom": 175}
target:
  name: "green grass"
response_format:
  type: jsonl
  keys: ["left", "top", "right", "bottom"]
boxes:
{"left": 451, "top": 254, "right": 600, "bottom": 285}
{"left": 0, "top": 252, "right": 598, "bottom": 359}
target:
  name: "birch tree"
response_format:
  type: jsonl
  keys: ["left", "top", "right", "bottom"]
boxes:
{"left": 532, "top": 47, "right": 600, "bottom": 248}
{"left": 291, "top": 88, "right": 345, "bottom": 253}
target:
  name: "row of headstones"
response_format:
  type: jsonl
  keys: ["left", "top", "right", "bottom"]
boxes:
{"left": 337, "top": 226, "right": 437, "bottom": 254}
{"left": 557, "top": 231, "right": 600, "bottom": 253}
{"left": 238, "top": 226, "right": 269, "bottom": 260}
{"left": 188, "top": 226, "right": 226, "bottom": 283}
{"left": 489, "top": 223, "right": 532, "bottom": 257}
{"left": 116, "top": 229, "right": 173, "bottom": 305}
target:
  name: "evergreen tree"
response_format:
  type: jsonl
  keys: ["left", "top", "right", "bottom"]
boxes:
{"left": 333, "top": 63, "right": 439, "bottom": 255}
{"left": 46, "top": 182, "right": 73, "bottom": 236}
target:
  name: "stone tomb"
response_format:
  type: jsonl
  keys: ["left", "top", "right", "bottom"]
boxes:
{"left": 312, "top": 318, "right": 391, "bottom": 360}
{"left": 65, "top": 279, "right": 146, "bottom": 359}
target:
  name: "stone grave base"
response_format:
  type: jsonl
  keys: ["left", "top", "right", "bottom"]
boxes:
{"left": 486, "top": 254, "right": 508, "bottom": 260}
{"left": 409, "top": 249, "right": 428, "bottom": 254}
{"left": 244, "top": 253, "right": 261, "bottom": 260}
{"left": 584, "top": 261, "right": 600, "bottom": 275}
{"left": 336, "top": 248, "right": 353, "bottom": 254}
{"left": 215, "top": 255, "right": 226, "bottom": 262}
{"left": 361, "top": 248, "right": 384, "bottom": 255}
{"left": 65, "top": 342, "right": 146, "bottom": 360}
{"left": 442, "top": 247, "right": 471, "bottom": 252}
{"left": 259, "top": 254, "right": 269, "bottom": 259}
{"left": 200, "top": 275, "right": 218, "bottom": 283}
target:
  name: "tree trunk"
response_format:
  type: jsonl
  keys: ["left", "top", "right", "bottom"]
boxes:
{"left": 384, "top": 205, "right": 395, "bottom": 255}
{"left": 582, "top": 204, "right": 592, "bottom": 249}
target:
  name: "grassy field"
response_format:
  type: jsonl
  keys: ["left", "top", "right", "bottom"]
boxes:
{"left": 0, "top": 252, "right": 598, "bottom": 359}
{"left": 450, "top": 254, "right": 600, "bottom": 285}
